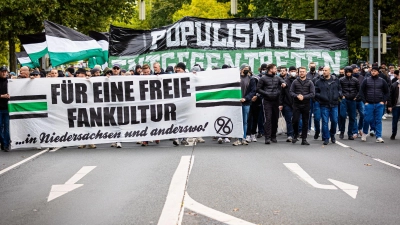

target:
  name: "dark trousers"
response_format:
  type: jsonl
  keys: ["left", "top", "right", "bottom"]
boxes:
{"left": 262, "top": 99, "right": 279, "bottom": 140}
{"left": 293, "top": 103, "right": 310, "bottom": 140}
{"left": 0, "top": 110, "right": 10, "bottom": 148}
{"left": 247, "top": 103, "right": 260, "bottom": 135}
{"left": 339, "top": 99, "right": 356, "bottom": 136}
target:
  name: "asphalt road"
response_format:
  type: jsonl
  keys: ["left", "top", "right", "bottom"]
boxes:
{"left": 0, "top": 119, "right": 399, "bottom": 225}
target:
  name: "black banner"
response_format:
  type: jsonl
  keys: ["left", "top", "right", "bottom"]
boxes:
{"left": 109, "top": 17, "right": 347, "bottom": 56}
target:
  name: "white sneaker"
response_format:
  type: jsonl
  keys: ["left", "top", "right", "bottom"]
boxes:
{"left": 217, "top": 138, "right": 223, "bottom": 144}
{"left": 376, "top": 138, "right": 384, "bottom": 143}
{"left": 111, "top": 142, "right": 117, "bottom": 147}
{"left": 197, "top": 137, "right": 205, "bottom": 143}
{"left": 251, "top": 134, "right": 257, "bottom": 142}
{"left": 232, "top": 140, "right": 242, "bottom": 146}
{"left": 187, "top": 137, "right": 194, "bottom": 142}
{"left": 361, "top": 133, "right": 367, "bottom": 142}
{"left": 286, "top": 136, "right": 292, "bottom": 142}
{"left": 370, "top": 130, "right": 375, "bottom": 136}
{"left": 336, "top": 131, "right": 341, "bottom": 135}
{"left": 382, "top": 115, "right": 387, "bottom": 120}
{"left": 242, "top": 140, "right": 249, "bottom": 145}
{"left": 116, "top": 142, "right": 122, "bottom": 148}
{"left": 224, "top": 138, "right": 230, "bottom": 143}
{"left": 245, "top": 135, "right": 251, "bottom": 142}
{"left": 386, "top": 113, "right": 393, "bottom": 118}
{"left": 307, "top": 130, "right": 311, "bottom": 135}
{"left": 181, "top": 139, "right": 188, "bottom": 145}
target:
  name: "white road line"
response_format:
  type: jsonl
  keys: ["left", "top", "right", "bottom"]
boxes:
{"left": 335, "top": 141, "right": 349, "bottom": 148}
{"left": 158, "top": 156, "right": 194, "bottom": 225}
{"left": 0, "top": 149, "right": 48, "bottom": 176}
{"left": 328, "top": 179, "right": 359, "bottom": 199}
{"left": 185, "top": 193, "right": 256, "bottom": 225}
{"left": 47, "top": 166, "right": 96, "bottom": 202}
{"left": 284, "top": 163, "right": 337, "bottom": 190}
{"left": 373, "top": 158, "right": 400, "bottom": 170}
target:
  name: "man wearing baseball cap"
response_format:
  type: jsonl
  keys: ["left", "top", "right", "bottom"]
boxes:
{"left": 111, "top": 64, "right": 121, "bottom": 75}
{"left": 0, "top": 66, "right": 10, "bottom": 151}
{"left": 359, "top": 66, "right": 389, "bottom": 143}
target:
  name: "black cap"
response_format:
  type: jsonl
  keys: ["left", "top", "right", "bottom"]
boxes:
{"left": 176, "top": 62, "right": 186, "bottom": 71}
{"left": 344, "top": 66, "right": 353, "bottom": 74}
{"left": 0, "top": 66, "right": 8, "bottom": 71}
{"left": 318, "top": 66, "right": 324, "bottom": 71}
{"left": 260, "top": 63, "right": 268, "bottom": 70}
{"left": 371, "top": 66, "right": 379, "bottom": 72}
{"left": 75, "top": 68, "right": 87, "bottom": 75}
{"left": 30, "top": 70, "right": 40, "bottom": 76}
{"left": 350, "top": 64, "right": 358, "bottom": 69}
{"left": 90, "top": 68, "right": 100, "bottom": 74}
{"left": 289, "top": 66, "right": 296, "bottom": 71}
{"left": 165, "top": 66, "right": 174, "bottom": 73}
{"left": 66, "top": 67, "right": 75, "bottom": 74}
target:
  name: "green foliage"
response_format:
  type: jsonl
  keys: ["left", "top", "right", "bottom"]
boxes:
{"left": 172, "top": 0, "right": 232, "bottom": 22}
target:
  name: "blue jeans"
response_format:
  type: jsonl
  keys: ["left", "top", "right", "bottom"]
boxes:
{"left": 339, "top": 99, "right": 356, "bottom": 136}
{"left": 391, "top": 107, "right": 400, "bottom": 136}
{"left": 363, "top": 103, "right": 384, "bottom": 138}
{"left": 282, "top": 105, "right": 294, "bottom": 137}
{"left": 258, "top": 105, "right": 264, "bottom": 135}
{"left": 353, "top": 101, "right": 365, "bottom": 134}
{"left": 321, "top": 106, "right": 338, "bottom": 141}
{"left": 242, "top": 105, "right": 250, "bottom": 139}
{"left": 313, "top": 101, "right": 321, "bottom": 133}
{"left": 0, "top": 110, "right": 10, "bottom": 148}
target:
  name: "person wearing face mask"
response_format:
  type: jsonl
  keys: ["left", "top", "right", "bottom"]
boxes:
{"left": 233, "top": 64, "right": 256, "bottom": 146}
{"left": 359, "top": 66, "right": 389, "bottom": 143}
{"left": 245, "top": 64, "right": 265, "bottom": 143}
{"left": 256, "top": 64, "right": 267, "bottom": 139}
{"left": 352, "top": 66, "right": 365, "bottom": 138}
{"left": 309, "top": 66, "right": 325, "bottom": 140}
{"left": 306, "top": 62, "right": 317, "bottom": 80}
{"left": 257, "top": 64, "right": 287, "bottom": 144}
{"left": 280, "top": 66, "right": 299, "bottom": 142}
{"left": 339, "top": 66, "right": 360, "bottom": 140}
{"left": 290, "top": 67, "right": 315, "bottom": 145}
{"left": 392, "top": 70, "right": 399, "bottom": 84}
{"left": 315, "top": 66, "right": 342, "bottom": 145}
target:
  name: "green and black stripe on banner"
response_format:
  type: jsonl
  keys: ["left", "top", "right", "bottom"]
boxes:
{"left": 9, "top": 95, "right": 48, "bottom": 119}
{"left": 195, "top": 82, "right": 241, "bottom": 108}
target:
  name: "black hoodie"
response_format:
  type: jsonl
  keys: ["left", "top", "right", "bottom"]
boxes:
{"left": 0, "top": 77, "right": 8, "bottom": 110}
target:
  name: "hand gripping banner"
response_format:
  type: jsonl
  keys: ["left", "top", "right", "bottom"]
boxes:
{"left": 9, "top": 68, "right": 243, "bottom": 149}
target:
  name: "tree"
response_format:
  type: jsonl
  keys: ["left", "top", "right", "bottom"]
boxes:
{"left": 0, "top": 0, "right": 137, "bottom": 71}
{"left": 172, "top": 0, "right": 232, "bottom": 22}
{"left": 151, "top": 0, "right": 191, "bottom": 28}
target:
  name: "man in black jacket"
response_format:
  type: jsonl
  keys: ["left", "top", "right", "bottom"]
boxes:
{"left": 339, "top": 66, "right": 360, "bottom": 140}
{"left": 359, "top": 66, "right": 389, "bottom": 143}
{"left": 280, "top": 66, "right": 297, "bottom": 142}
{"left": 388, "top": 79, "right": 400, "bottom": 140}
{"left": 315, "top": 67, "right": 342, "bottom": 145}
{"left": 257, "top": 64, "right": 286, "bottom": 144}
{"left": 290, "top": 67, "right": 315, "bottom": 145}
{"left": 0, "top": 66, "right": 10, "bottom": 152}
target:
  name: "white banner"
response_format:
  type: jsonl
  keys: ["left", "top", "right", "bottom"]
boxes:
{"left": 9, "top": 68, "right": 243, "bottom": 149}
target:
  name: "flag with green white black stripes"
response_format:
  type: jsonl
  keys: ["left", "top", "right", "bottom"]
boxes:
{"left": 195, "top": 82, "right": 242, "bottom": 107}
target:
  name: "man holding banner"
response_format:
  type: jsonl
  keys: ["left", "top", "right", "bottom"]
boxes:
{"left": 257, "top": 64, "right": 286, "bottom": 144}
{"left": 0, "top": 66, "right": 10, "bottom": 152}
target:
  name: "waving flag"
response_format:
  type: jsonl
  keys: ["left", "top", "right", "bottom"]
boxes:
{"left": 18, "top": 33, "right": 47, "bottom": 63}
{"left": 44, "top": 20, "right": 103, "bottom": 67}
{"left": 15, "top": 51, "right": 40, "bottom": 68}
{"left": 88, "top": 31, "right": 109, "bottom": 68}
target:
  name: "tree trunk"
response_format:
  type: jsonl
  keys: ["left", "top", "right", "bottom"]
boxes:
{"left": 8, "top": 31, "right": 16, "bottom": 72}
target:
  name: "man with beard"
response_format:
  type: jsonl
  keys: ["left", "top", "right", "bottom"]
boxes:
{"left": 359, "top": 66, "right": 389, "bottom": 143}
{"left": 280, "top": 66, "right": 298, "bottom": 142}
{"left": 257, "top": 64, "right": 286, "bottom": 144}
{"left": 315, "top": 67, "right": 342, "bottom": 145}
{"left": 290, "top": 67, "right": 315, "bottom": 145}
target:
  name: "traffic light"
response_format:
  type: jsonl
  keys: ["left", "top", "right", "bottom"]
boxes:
{"left": 382, "top": 33, "right": 391, "bottom": 54}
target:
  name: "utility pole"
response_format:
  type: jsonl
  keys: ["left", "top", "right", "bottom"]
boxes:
{"left": 369, "top": 0, "right": 374, "bottom": 64}
{"left": 314, "top": 0, "right": 318, "bottom": 20}
{"left": 378, "top": 10, "right": 381, "bottom": 66}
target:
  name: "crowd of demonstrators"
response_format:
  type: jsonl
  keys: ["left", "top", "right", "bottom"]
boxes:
{"left": 1, "top": 60, "right": 400, "bottom": 153}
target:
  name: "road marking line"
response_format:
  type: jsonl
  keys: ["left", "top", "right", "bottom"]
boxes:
{"left": 335, "top": 141, "right": 349, "bottom": 148}
{"left": 284, "top": 163, "right": 337, "bottom": 190}
{"left": 0, "top": 149, "right": 48, "bottom": 176}
{"left": 328, "top": 179, "right": 358, "bottom": 199}
{"left": 47, "top": 166, "right": 96, "bottom": 202}
{"left": 185, "top": 193, "right": 256, "bottom": 225}
{"left": 158, "top": 156, "right": 194, "bottom": 225}
{"left": 373, "top": 158, "right": 400, "bottom": 170}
